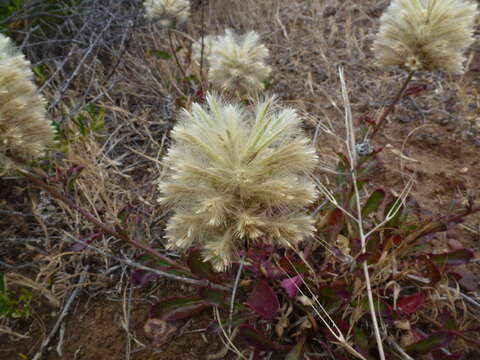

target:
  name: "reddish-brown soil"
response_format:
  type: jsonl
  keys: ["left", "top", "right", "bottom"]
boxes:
{"left": 1, "top": 287, "right": 228, "bottom": 360}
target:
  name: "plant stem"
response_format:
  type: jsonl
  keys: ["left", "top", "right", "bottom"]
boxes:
{"left": 229, "top": 253, "right": 246, "bottom": 334}
{"left": 167, "top": 29, "right": 187, "bottom": 79}
{"left": 21, "top": 170, "right": 190, "bottom": 273}
{"left": 369, "top": 70, "right": 415, "bottom": 140}
{"left": 351, "top": 168, "right": 386, "bottom": 360}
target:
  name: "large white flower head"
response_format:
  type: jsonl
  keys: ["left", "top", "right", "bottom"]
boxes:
{"left": 0, "top": 34, "right": 55, "bottom": 171}
{"left": 208, "top": 30, "right": 272, "bottom": 94}
{"left": 143, "top": 0, "right": 191, "bottom": 27}
{"left": 192, "top": 34, "right": 218, "bottom": 64}
{"left": 158, "top": 93, "right": 318, "bottom": 270}
{"left": 373, "top": 0, "right": 479, "bottom": 74}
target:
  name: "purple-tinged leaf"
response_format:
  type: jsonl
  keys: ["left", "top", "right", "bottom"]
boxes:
{"left": 423, "top": 258, "right": 442, "bottom": 285}
{"left": 278, "top": 256, "right": 309, "bottom": 275}
{"left": 187, "top": 249, "right": 222, "bottom": 284}
{"left": 199, "top": 287, "right": 228, "bottom": 307}
{"left": 258, "top": 259, "right": 283, "bottom": 279}
{"left": 285, "top": 337, "right": 305, "bottom": 360}
{"left": 149, "top": 296, "right": 210, "bottom": 322}
{"left": 362, "top": 189, "right": 385, "bottom": 217}
{"left": 247, "top": 280, "right": 279, "bottom": 321}
{"left": 131, "top": 268, "right": 157, "bottom": 286}
{"left": 238, "top": 324, "right": 284, "bottom": 351}
{"left": 281, "top": 275, "right": 303, "bottom": 298}
{"left": 406, "top": 331, "right": 453, "bottom": 355}
{"left": 398, "top": 292, "right": 426, "bottom": 314}
{"left": 356, "top": 252, "right": 371, "bottom": 263}
{"left": 430, "top": 249, "right": 474, "bottom": 267}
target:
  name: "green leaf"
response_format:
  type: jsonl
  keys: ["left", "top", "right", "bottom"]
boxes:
{"left": 385, "top": 197, "right": 404, "bottom": 229}
{"left": 0, "top": 273, "right": 5, "bottom": 293}
{"left": 154, "top": 50, "right": 172, "bottom": 59}
{"left": 238, "top": 324, "right": 283, "bottom": 351}
{"left": 406, "top": 331, "right": 453, "bottom": 355}
{"left": 199, "top": 287, "right": 228, "bottom": 307}
{"left": 187, "top": 249, "right": 222, "bottom": 284}
{"left": 360, "top": 296, "right": 392, "bottom": 317}
{"left": 354, "top": 326, "right": 370, "bottom": 355}
{"left": 318, "top": 286, "right": 349, "bottom": 313}
{"left": 149, "top": 296, "right": 210, "bottom": 322}
{"left": 362, "top": 189, "right": 385, "bottom": 218}
{"left": 207, "top": 313, "right": 250, "bottom": 333}
{"left": 285, "top": 338, "right": 305, "bottom": 360}
{"left": 335, "top": 153, "right": 349, "bottom": 186}
{"left": 430, "top": 249, "right": 474, "bottom": 267}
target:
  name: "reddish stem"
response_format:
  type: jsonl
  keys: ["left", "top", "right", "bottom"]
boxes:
{"left": 23, "top": 171, "right": 190, "bottom": 273}
{"left": 369, "top": 70, "right": 415, "bottom": 140}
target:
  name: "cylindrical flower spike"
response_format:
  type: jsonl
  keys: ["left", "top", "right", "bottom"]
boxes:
{"left": 373, "top": 0, "right": 479, "bottom": 74}
{"left": 158, "top": 93, "right": 318, "bottom": 271}
{"left": 143, "top": 0, "right": 191, "bottom": 27}
{"left": 0, "top": 34, "right": 55, "bottom": 171}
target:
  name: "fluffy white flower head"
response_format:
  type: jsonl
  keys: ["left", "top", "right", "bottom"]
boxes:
{"left": 208, "top": 30, "right": 272, "bottom": 94}
{"left": 158, "top": 93, "right": 318, "bottom": 270}
{"left": 143, "top": 0, "right": 190, "bottom": 27}
{"left": 373, "top": 0, "right": 479, "bottom": 74}
{"left": 0, "top": 34, "right": 55, "bottom": 170}
{"left": 192, "top": 34, "right": 217, "bottom": 64}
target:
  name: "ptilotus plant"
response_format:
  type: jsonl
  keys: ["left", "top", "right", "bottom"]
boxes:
{"left": 0, "top": 34, "right": 55, "bottom": 171}
{"left": 192, "top": 34, "right": 217, "bottom": 64}
{"left": 143, "top": 0, "right": 191, "bottom": 27}
{"left": 372, "top": 0, "right": 479, "bottom": 74}
{"left": 208, "top": 29, "right": 272, "bottom": 94}
{"left": 158, "top": 93, "right": 318, "bottom": 270}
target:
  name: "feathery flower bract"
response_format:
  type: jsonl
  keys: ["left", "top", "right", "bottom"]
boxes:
{"left": 208, "top": 30, "right": 272, "bottom": 94}
{"left": 158, "top": 93, "right": 318, "bottom": 270}
{"left": 192, "top": 34, "right": 217, "bottom": 64}
{"left": 0, "top": 34, "right": 54, "bottom": 170}
{"left": 373, "top": 0, "right": 479, "bottom": 74}
{"left": 143, "top": 0, "right": 190, "bottom": 27}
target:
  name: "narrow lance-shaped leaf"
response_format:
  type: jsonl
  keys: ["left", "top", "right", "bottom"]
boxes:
{"left": 149, "top": 296, "right": 210, "bottom": 322}
{"left": 385, "top": 197, "right": 404, "bottom": 229}
{"left": 199, "top": 287, "right": 228, "bottom": 307}
{"left": 187, "top": 249, "right": 222, "bottom": 284}
{"left": 406, "top": 331, "right": 453, "bottom": 355}
{"left": 397, "top": 292, "right": 426, "bottom": 314}
{"left": 430, "top": 249, "right": 474, "bottom": 267}
{"left": 246, "top": 280, "right": 279, "bottom": 321}
{"left": 238, "top": 324, "right": 284, "bottom": 351}
{"left": 285, "top": 338, "right": 305, "bottom": 360}
{"left": 362, "top": 189, "right": 385, "bottom": 217}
